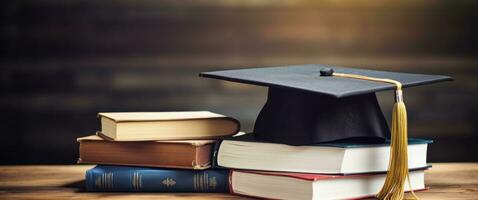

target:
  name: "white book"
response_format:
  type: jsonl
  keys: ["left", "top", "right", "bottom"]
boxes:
{"left": 217, "top": 134, "right": 431, "bottom": 174}
{"left": 230, "top": 169, "right": 426, "bottom": 200}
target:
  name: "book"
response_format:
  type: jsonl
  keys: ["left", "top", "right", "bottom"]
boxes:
{"left": 230, "top": 169, "right": 427, "bottom": 200}
{"left": 215, "top": 134, "right": 431, "bottom": 174}
{"left": 85, "top": 165, "right": 230, "bottom": 192}
{"left": 78, "top": 135, "right": 215, "bottom": 169}
{"left": 98, "top": 111, "right": 240, "bottom": 141}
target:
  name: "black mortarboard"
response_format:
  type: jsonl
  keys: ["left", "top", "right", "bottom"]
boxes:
{"left": 199, "top": 64, "right": 452, "bottom": 145}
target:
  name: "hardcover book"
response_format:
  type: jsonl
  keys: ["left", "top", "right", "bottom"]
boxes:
{"left": 98, "top": 111, "right": 240, "bottom": 141}
{"left": 85, "top": 165, "right": 230, "bottom": 192}
{"left": 215, "top": 134, "right": 431, "bottom": 174}
{"left": 230, "top": 169, "right": 427, "bottom": 200}
{"left": 78, "top": 135, "right": 215, "bottom": 169}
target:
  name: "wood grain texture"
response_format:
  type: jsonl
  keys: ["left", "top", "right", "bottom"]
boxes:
{"left": 0, "top": 163, "right": 477, "bottom": 199}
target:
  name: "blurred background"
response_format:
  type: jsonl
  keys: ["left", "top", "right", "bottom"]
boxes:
{"left": 1, "top": 0, "right": 477, "bottom": 164}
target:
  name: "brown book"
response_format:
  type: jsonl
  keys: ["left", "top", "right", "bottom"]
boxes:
{"left": 77, "top": 135, "right": 215, "bottom": 169}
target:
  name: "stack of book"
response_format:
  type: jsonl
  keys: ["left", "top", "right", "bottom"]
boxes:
{"left": 214, "top": 134, "right": 431, "bottom": 199}
{"left": 77, "top": 111, "right": 240, "bottom": 192}
{"left": 78, "top": 112, "right": 431, "bottom": 199}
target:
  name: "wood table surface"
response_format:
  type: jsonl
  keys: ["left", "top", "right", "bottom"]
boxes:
{"left": 0, "top": 163, "right": 477, "bottom": 199}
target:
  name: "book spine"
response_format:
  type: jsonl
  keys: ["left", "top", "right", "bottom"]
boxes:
{"left": 85, "top": 165, "right": 229, "bottom": 192}
{"left": 210, "top": 139, "right": 224, "bottom": 169}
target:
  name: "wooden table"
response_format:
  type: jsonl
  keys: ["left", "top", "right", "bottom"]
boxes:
{"left": 0, "top": 163, "right": 477, "bottom": 199}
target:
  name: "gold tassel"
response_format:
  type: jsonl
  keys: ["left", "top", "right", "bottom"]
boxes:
{"left": 332, "top": 72, "right": 418, "bottom": 200}
{"left": 376, "top": 90, "right": 418, "bottom": 200}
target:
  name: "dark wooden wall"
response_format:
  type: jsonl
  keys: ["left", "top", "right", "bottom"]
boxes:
{"left": 1, "top": 0, "right": 477, "bottom": 163}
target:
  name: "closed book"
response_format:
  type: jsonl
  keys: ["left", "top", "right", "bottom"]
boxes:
{"left": 230, "top": 169, "right": 427, "bottom": 200}
{"left": 78, "top": 135, "right": 215, "bottom": 169}
{"left": 85, "top": 165, "right": 230, "bottom": 192}
{"left": 98, "top": 111, "right": 240, "bottom": 141}
{"left": 216, "top": 134, "right": 431, "bottom": 174}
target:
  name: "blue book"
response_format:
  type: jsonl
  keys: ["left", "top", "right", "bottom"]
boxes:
{"left": 85, "top": 165, "right": 230, "bottom": 192}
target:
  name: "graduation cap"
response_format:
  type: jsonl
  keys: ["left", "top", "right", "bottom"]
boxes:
{"left": 200, "top": 64, "right": 452, "bottom": 199}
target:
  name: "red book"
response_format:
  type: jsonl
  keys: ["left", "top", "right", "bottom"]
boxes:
{"left": 229, "top": 169, "right": 427, "bottom": 200}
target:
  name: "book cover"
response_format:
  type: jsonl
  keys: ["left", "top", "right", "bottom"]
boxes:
{"left": 85, "top": 165, "right": 230, "bottom": 192}
{"left": 235, "top": 166, "right": 430, "bottom": 181}
{"left": 216, "top": 133, "right": 432, "bottom": 174}
{"left": 210, "top": 139, "right": 224, "bottom": 169}
{"left": 227, "top": 133, "right": 433, "bottom": 148}
{"left": 78, "top": 135, "right": 215, "bottom": 169}
{"left": 98, "top": 111, "right": 240, "bottom": 141}
{"left": 230, "top": 169, "right": 429, "bottom": 200}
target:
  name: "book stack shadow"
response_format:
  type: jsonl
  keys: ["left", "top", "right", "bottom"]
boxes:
{"left": 78, "top": 111, "right": 431, "bottom": 199}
